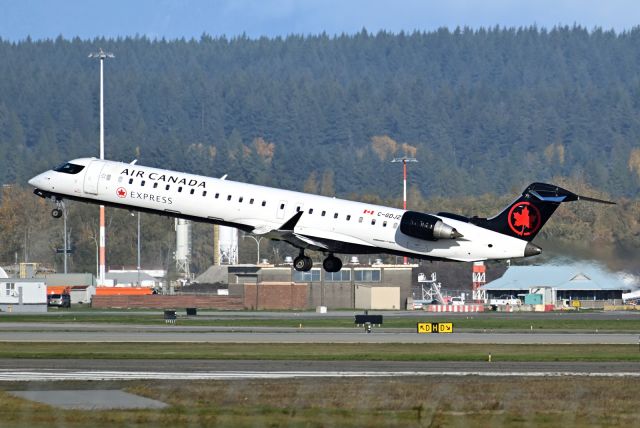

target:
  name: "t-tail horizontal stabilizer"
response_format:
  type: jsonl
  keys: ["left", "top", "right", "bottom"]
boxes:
{"left": 471, "top": 182, "right": 615, "bottom": 242}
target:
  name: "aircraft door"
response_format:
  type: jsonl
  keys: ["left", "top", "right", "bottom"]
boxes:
{"left": 277, "top": 200, "right": 287, "bottom": 220}
{"left": 83, "top": 161, "right": 105, "bottom": 195}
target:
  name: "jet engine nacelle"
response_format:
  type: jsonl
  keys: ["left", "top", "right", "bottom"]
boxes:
{"left": 400, "top": 211, "right": 462, "bottom": 241}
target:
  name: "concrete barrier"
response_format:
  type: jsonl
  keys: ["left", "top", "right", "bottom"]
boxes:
{"left": 423, "top": 304, "right": 484, "bottom": 313}
{"left": 604, "top": 305, "right": 640, "bottom": 311}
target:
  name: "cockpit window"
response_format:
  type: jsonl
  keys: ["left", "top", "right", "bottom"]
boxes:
{"left": 54, "top": 163, "right": 85, "bottom": 174}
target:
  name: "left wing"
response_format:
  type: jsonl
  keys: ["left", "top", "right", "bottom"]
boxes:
{"left": 251, "top": 211, "right": 329, "bottom": 251}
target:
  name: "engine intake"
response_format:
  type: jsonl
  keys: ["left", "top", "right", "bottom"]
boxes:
{"left": 400, "top": 211, "right": 463, "bottom": 241}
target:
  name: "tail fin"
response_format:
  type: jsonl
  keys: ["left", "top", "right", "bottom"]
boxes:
{"left": 469, "top": 183, "right": 615, "bottom": 241}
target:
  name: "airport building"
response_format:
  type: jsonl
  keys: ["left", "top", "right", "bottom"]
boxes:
{"left": 480, "top": 264, "right": 636, "bottom": 306}
{"left": 90, "top": 263, "right": 415, "bottom": 310}
{"left": 190, "top": 263, "right": 416, "bottom": 310}
{"left": 0, "top": 278, "right": 48, "bottom": 313}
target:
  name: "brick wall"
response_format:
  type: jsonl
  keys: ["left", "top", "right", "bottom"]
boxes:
{"left": 93, "top": 284, "right": 309, "bottom": 310}
{"left": 91, "top": 295, "right": 244, "bottom": 309}
{"left": 243, "top": 282, "right": 309, "bottom": 310}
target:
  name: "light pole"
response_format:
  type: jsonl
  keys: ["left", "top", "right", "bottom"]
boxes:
{"left": 89, "top": 234, "right": 99, "bottom": 278}
{"left": 391, "top": 157, "right": 418, "bottom": 264}
{"left": 89, "top": 48, "right": 114, "bottom": 286}
{"left": 137, "top": 211, "right": 141, "bottom": 285}
{"left": 242, "top": 234, "right": 264, "bottom": 265}
{"left": 129, "top": 211, "right": 142, "bottom": 285}
{"left": 62, "top": 201, "right": 68, "bottom": 273}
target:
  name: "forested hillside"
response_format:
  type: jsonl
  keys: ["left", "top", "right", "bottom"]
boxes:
{"left": 1, "top": 27, "right": 639, "bottom": 273}
{"left": 1, "top": 27, "right": 640, "bottom": 197}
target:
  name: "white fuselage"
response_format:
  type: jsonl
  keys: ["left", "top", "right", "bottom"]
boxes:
{"left": 29, "top": 158, "right": 530, "bottom": 261}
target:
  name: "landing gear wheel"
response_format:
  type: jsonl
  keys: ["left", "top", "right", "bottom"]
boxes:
{"left": 51, "top": 208, "right": 62, "bottom": 219}
{"left": 293, "top": 255, "right": 313, "bottom": 272}
{"left": 323, "top": 255, "right": 343, "bottom": 273}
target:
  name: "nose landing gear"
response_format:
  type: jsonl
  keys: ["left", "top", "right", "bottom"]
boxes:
{"left": 51, "top": 200, "right": 64, "bottom": 219}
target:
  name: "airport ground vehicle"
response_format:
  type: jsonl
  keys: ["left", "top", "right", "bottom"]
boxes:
{"left": 47, "top": 293, "right": 70, "bottom": 308}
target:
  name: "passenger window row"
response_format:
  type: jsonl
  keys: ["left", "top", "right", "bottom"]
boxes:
{"left": 303, "top": 208, "right": 397, "bottom": 228}
{"left": 114, "top": 176, "right": 398, "bottom": 228}
{"left": 120, "top": 177, "right": 269, "bottom": 207}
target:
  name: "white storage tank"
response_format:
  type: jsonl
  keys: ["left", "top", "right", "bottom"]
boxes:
{"left": 175, "top": 219, "right": 192, "bottom": 276}
{"left": 218, "top": 226, "right": 238, "bottom": 265}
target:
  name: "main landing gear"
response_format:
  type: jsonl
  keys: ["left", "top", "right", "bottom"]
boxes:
{"left": 293, "top": 251, "right": 343, "bottom": 273}
{"left": 293, "top": 251, "right": 313, "bottom": 272}
{"left": 322, "top": 254, "right": 342, "bottom": 273}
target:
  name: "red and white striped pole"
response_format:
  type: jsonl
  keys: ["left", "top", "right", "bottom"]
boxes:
{"left": 391, "top": 156, "right": 417, "bottom": 265}
{"left": 90, "top": 49, "right": 113, "bottom": 285}
{"left": 402, "top": 160, "right": 407, "bottom": 264}
{"left": 403, "top": 160, "right": 407, "bottom": 210}
{"left": 99, "top": 51, "right": 105, "bottom": 286}
{"left": 99, "top": 205, "right": 105, "bottom": 284}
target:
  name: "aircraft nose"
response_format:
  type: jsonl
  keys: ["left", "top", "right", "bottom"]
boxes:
{"left": 28, "top": 173, "right": 48, "bottom": 188}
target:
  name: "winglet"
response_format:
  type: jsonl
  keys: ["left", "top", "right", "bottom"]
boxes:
{"left": 280, "top": 211, "right": 303, "bottom": 231}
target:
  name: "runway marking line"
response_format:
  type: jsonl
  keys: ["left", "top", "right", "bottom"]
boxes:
{"left": 0, "top": 370, "right": 639, "bottom": 381}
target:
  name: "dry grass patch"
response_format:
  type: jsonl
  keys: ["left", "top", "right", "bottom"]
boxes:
{"left": 1, "top": 376, "right": 639, "bottom": 427}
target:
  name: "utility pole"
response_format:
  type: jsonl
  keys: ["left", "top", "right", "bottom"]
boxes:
{"left": 89, "top": 48, "right": 114, "bottom": 285}
{"left": 137, "top": 212, "right": 141, "bottom": 286}
{"left": 391, "top": 157, "right": 417, "bottom": 264}
{"left": 62, "top": 201, "right": 68, "bottom": 273}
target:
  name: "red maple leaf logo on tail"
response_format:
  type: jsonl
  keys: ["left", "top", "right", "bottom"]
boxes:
{"left": 513, "top": 206, "right": 536, "bottom": 229}
{"left": 507, "top": 202, "right": 541, "bottom": 237}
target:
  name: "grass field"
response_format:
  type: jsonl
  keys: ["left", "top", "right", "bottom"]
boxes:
{"left": 0, "top": 342, "right": 638, "bottom": 361}
{"left": 1, "top": 377, "right": 638, "bottom": 427}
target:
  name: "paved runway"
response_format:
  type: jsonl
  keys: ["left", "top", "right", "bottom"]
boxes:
{"left": 0, "top": 329, "right": 636, "bottom": 344}
{"left": 0, "top": 360, "right": 637, "bottom": 381}
{"left": 0, "top": 321, "right": 637, "bottom": 344}
{"left": 2, "top": 359, "right": 639, "bottom": 373}
{"left": 1, "top": 315, "right": 637, "bottom": 382}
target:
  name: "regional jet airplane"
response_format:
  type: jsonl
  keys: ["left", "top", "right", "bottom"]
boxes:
{"left": 29, "top": 158, "right": 614, "bottom": 272}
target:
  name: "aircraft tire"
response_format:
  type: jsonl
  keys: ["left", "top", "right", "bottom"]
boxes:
{"left": 294, "top": 256, "right": 313, "bottom": 272}
{"left": 293, "top": 256, "right": 305, "bottom": 271}
{"left": 302, "top": 256, "right": 313, "bottom": 271}
{"left": 51, "top": 208, "right": 62, "bottom": 219}
{"left": 323, "top": 256, "right": 342, "bottom": 273}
